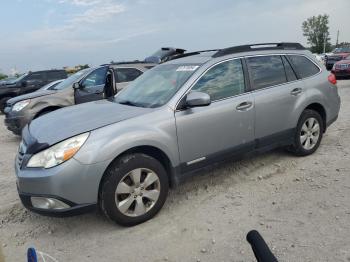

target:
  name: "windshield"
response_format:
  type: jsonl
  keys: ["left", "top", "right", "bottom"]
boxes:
{"left": 114, "top": 63, "right": 200, "bottom": 108}
{"left": 39, "top": 80, "right": 62, "bottom": 90}
{"left": 53, "top": 68, "right": 91, "bottom": 90}
{"left": 7, "top": 73, "right": 27, "bottom": 84}
{"left": 334, "top": 47, "right": 350, "bottom": 53}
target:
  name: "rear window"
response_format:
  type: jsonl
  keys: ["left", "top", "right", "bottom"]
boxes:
{"left": 287, "top": 55, "right": 320, "bottom": 79}
{"left": 246, "top": 55, "right": 287, "bottom": 90}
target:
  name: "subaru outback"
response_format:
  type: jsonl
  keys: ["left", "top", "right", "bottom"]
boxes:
{"left": 15, "top": 43, "right": 340, "bottom": 226}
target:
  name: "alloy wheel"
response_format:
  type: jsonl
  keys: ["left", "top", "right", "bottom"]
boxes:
{"left": 115, "top": 168, "right": 161, "bottom": 217}
{"left": 300, "top": 117, "right": 320, "bottom": 150}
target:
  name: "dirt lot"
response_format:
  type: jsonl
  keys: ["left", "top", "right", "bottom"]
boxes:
{"left": 0, "top": 81, "right": 349, "bottom": 262}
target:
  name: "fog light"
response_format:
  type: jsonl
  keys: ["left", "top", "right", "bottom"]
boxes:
{"left": 31, "top": 197, "right": 70, "bottom": 210}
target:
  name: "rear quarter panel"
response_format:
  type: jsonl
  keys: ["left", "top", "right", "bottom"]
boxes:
{"left": 294, "top": 68, "right": 340, "bottom": 127}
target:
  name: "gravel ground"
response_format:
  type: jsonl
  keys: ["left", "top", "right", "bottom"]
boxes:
{"left": 0, "top": 81, "right": 349, "bottom": 262}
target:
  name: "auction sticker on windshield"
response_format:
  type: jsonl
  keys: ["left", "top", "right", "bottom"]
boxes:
{"left": 176, "top": 65, "right": 199, "bottom": 71}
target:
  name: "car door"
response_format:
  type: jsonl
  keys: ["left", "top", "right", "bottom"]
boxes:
{"left": 115, "top": 68, "right": 143, "bottom": 92}
{"left": 246, "top": 55, "right": 301, "bottom": 147}
{"left": 175, "top": 58, "right": 255, "bottom": 172}
{"left": 46, "top": 71, "right": 62, "bottom": 83}
{"left": 74, "top": 67, "right": 108, "bottom": 104}
{"left": 21, "top": 73, "right": 45, "bottom": 94}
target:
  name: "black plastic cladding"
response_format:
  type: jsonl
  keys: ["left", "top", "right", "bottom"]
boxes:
{"left": 212, "top": 43, "right": 306, "bottom": 58}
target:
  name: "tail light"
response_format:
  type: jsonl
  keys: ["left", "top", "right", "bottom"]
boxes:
{"left": 328, "top": 73, "right": 337, "bottom": 85}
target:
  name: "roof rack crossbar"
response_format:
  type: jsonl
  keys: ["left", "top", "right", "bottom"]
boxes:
{"left": 212, "top": 42, "right": 305, "bottom": 58}
{"left": 100, "top": 61, "right": 154, "bottom": 66}
{"left": 167, "top": 49, "right": 220, "bottom": 62}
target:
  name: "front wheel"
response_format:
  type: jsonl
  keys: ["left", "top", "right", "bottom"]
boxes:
{"left": 100, "top": 153, "right": 169, "bottom": 226}
{"left": 289, "top": 109, "right": 324, "bottom": 156}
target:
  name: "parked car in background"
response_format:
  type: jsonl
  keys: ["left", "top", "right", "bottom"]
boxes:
{"left": 14, "top": 43, "right": 340, "bottom": 226}
{"left": 331, "top": 54, "right": 350, "bottom": 78}
{"left": 4, "top": 62, "right": 153, "bottom": 135}
{"left": 0, "top": 70, "right": 67, "bottom": 112}
{"left": 325, "top": 47, "right": 350, "bottom": 70}
{"left": 144, "top": 47, "right": 186, "bottom": 63}
{"left": 0, "top": 76, "right": 19, "bottom": 86}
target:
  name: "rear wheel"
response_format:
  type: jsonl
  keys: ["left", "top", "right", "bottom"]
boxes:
{"left": 0, "top": 97, "right": 11, "bottom": 113}
{"left": 289, "top": 109, "right": 323, "bottom": 156}
{"left": 100, "top": 153, "right": 169, "bottom": 226}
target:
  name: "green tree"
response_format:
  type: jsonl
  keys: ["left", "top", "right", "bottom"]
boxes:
{"left": 0, "top": 73, "right": 8, "bottom": 80}
{"left": 302, "top": 14, "right": 331, "bottom": 53}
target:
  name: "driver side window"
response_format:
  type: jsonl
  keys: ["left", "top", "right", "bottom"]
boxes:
{"left": 25, "top": 73, "right": 43, "bottom": 81}
{"left": 191, "top": 59, "right": 245, "bottom": 101}
{"left": 81, "top": 67, "right": 107, "bottom": 88}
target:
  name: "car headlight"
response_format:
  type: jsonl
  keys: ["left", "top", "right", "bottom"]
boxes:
{"left": 27, "top": 133, "right": 89, "bottom": 168}
{"left": 12, "top": 99, "right": 30, "bottom": 112}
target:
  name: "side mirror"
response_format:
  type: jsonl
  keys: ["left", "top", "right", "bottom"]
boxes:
{"left": 73, "top": 82, "right": 81, "bottom": 89}
{"left": 21, "top": 81, "right": 27, "bottom": 87}
{"left": 185, "top": 91, "right": 211, "bottom": 108}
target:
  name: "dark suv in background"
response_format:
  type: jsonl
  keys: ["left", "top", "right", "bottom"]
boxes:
{"left": 0, "top": 70, "right": 67, "bottom": 112}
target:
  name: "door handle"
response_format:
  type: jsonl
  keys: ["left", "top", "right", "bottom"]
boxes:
{"left": 290, "top": 88, "right": 302, "bottom": 96}
{"left": 236, "top": 101, "right": 253, "bottom": 111}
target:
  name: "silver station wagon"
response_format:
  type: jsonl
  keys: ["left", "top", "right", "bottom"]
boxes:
{"left": 15, "top": 43, "right": 340, "bottom": 226}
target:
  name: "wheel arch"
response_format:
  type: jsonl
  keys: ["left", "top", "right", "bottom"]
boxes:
{"left": 303, "top": 103, "right": 327, "bottom": 132}
{"left": 98, "top": 145, "right": 178, "bottom": 202}
{"left": 33, "top": 106, "right": 62, "bottom": 119}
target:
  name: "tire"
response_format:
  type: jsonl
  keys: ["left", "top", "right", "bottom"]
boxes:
{"left": 0, "top": 97, "right": 11, "bottom": 114}
{"left": 100, "top": 153, "right": 169, "bottom": 226}
{"left": 34, "top": 110, "right": 51, "bottom": 119}
{"left": 289, "top": 109, "right": 324, "bottom": 156}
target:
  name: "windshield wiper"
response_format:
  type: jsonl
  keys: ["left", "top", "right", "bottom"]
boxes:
{"left": 117, "top": 100, "right": 139, "bottom": 107}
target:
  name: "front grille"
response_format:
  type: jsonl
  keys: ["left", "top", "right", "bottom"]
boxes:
{"left": 17, "top": 151, "right": 25, "bottom": 168}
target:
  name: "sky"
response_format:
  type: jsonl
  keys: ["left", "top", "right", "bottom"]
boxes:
{"left": 0, "top": 0, "right": 349, "bottom": 74}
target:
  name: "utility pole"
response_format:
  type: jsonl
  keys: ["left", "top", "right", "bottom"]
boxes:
{"left": 323, "top": 33, "right": 327, "bottom": 54}
{"left": 336, "top": 30, "right": 339, "bottom": 47}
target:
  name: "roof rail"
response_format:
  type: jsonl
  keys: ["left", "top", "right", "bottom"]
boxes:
{"left": 100, "top": 60, "right": 154, "bottom": 66}
{"left": 167, "top": 49, "right": 219, "bottom": 62}
{"left": 212, "top": 42, "right": 305, "bottom": 58}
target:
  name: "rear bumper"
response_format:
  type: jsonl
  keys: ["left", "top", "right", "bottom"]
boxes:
{"left": 326, "top": 114, "right": 338, "bottom": 128}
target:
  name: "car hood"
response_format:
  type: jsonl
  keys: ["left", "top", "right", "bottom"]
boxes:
{"left": 7, "top": 90, "right": 56, "bottom": 106}
{"left": 0, "top": 82, "right": 17, "bottom": 89}
{"left": 27, "top": 99, "right": 153, "bottom": 147}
